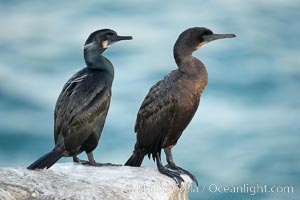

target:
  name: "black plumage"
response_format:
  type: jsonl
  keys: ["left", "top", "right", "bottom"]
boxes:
{"left": 28, "top": 29, "right": 132, "bottom": 170}
{"left": 125, "top": 27, "right": 235, "bottom": 186}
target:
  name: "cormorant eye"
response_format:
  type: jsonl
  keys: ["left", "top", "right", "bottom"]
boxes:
{"left": 105, "top": 34, "right": 111, "bottom": 40}
{"left": 200, "top": 30, "right": 213, "bottom": 41}
{"left": 203, "top": 30, "right": 213, "bottom": 35}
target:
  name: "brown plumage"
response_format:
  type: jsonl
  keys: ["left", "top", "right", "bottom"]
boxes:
{"left": 125, "top": 27, "right": 236, "bottom": 187}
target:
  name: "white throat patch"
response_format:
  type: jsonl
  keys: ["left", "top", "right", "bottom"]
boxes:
{"left": 102, "top": 40, "right": 110, "bottom": 49}
{"left": 196, "top": 41, "right": 207, "bottom": 50}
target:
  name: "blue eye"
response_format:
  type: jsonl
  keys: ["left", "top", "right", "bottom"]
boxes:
{"left": 105, "top": 34, "right": 111, "bottom": 39}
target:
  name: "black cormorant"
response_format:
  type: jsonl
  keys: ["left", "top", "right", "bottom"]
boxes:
{"left": 28, "top": 29, "right": 132, "bottom": 170}
{"left": 125, "top": 27, "right": 235, "bottom": 186}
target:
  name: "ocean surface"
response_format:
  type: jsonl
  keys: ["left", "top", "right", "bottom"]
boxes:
{"left": 0, "top": 0, "right": 299, "bottom": 199}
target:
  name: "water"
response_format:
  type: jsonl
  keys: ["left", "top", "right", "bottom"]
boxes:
{"left": 0, "top": 1, "right": 299, "bottom": 199}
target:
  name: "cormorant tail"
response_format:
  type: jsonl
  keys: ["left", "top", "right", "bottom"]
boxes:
{"left": 125, "top": 152, "right": 145, "bottom": 167}
{"left": 27, "top": 150, "right": 62, "bottom": 170}
{"left": 125, "top": 144, "right": 145, "bottom": 167}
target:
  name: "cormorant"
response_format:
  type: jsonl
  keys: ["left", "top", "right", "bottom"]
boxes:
{"left": 125, "top": 27, "right": 235, "bottom": 186}
{"left": 28, "top": 29, "right": 132, "bottom": 170}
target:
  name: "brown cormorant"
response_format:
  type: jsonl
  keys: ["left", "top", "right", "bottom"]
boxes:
{"left": 28, "top": 29, "right": 132, "bottom": 170}
{"left": 125, "top": 27, "right": 235, "bottom": 186}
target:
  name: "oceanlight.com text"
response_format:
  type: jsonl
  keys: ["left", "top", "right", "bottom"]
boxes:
{"left": 203, "top": 183, "right": 294, "bottom": 196}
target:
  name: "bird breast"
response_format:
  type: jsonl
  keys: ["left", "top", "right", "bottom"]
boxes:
{"left": 178, "top": 75, "right": 207, "bottom": 108}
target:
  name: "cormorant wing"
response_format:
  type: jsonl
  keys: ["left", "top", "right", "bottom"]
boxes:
{"left": 135, "top": 76, "right": 177, "bottom": 158}
{"left": 54, "top": 69, "right": 111, "bottom": 150}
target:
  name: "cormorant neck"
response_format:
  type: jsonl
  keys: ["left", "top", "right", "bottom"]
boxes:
{"left": 174, "top": 46, "right": 203, "bottom": 72}
{"left": 173, "top": 45, "right": 208, "bottom": 86}
{"left": 173, "top": 43, "right": 193, "bottom": 67}
{"left": 84, "top": 46, "right": 114, "bottom": 76}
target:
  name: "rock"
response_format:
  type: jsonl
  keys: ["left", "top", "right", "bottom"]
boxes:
{"left": 0, "top": 163, "right": 193, "bottom": 200}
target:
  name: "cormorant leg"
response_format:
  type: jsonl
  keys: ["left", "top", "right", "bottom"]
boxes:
{"left": 73, "top": 155, "right": 90, "bottom": 164}
{"left": 164, "top": 146, "right": 198, "bottom": 186}
{"left": 83, "top": 152, "right": 121, "bottom": 167}
{"left": 155, "top": 153, "right": 184, "bottom": 187}
{"left": 165, "top": 146, "right": 175, "bottom": 166}
{"left": 73, "top": 155, "right": 80, "bottom": 163}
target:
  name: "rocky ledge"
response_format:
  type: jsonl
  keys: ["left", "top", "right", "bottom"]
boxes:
{"left": 0, "top": 163, "right": 193, "bottom": 200}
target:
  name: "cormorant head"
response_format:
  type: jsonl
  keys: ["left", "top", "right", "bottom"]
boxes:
{"left": 84, "top": 29, "right": 132, "bottom": 54}
{"left": 174, "top": 27, "right": 236, "bottom": 56}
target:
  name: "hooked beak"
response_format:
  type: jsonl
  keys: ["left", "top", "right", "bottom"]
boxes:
{"left": 203, "top": 33, "right": 236, "bottom": 43}
{"left": 108, "top": 35, "right": 133, "bottom": 45}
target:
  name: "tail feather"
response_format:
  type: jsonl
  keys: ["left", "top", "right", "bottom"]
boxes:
{"left": 27, "top": 150, "right": 62, "bottom": 170}
{"left": 125, "top": 152, "right": 145, "bottom": 167}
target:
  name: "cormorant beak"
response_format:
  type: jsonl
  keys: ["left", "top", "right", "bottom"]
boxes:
{"left": 108, "top": 35, "right": 133, "bottom": 45}
{"left": 203, "top": 33, "right": 236, "bottom": 43}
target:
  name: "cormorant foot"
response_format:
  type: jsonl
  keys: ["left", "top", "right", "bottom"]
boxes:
{"left": 165, "top": 164, "right": 198, "bottom": 186}
{"left": 91, "top": 162, "right": 122, "bottom": 167}
{"left": 73, "top": 155, "right": 121, "bottom": 166}
{"left": 73, "top": 156, "right": 89, "bottom": 164}
{"left": 158, "top": 165, "right": 185, "bottom": 187}
{"left": 76, "top": 161, "right": 121, "bottom": 167}
{"left": 83, "top": 160, "right": 122, "bottom": 167}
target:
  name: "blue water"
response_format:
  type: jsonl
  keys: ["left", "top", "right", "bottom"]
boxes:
{"left": 0, "top": 1, "right": 299, "bottom": 199}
